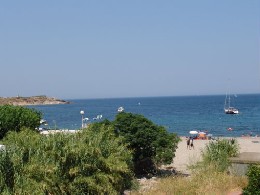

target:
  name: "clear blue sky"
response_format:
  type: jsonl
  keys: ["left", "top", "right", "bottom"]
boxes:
{"left": 1, "top": 1, "right": 259, "bottom": 99}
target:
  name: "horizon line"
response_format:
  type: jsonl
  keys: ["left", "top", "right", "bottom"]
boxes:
{"left": 65, "top": 92, "right": 260, "bottom": 101}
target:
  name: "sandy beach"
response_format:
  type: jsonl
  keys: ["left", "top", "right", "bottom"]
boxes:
{"left": 171, "top": 136, "right": 260, "bottom": 174}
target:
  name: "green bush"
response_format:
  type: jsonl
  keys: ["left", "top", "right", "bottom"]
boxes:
{"left": 243, "top": 165, "right": 260, "bottom": 195}
{"left": 113, "top": 112, "right": 180, "bottom": 175}
{"left": 0, "top": 105, "right": 41, "bottom": 139}
{"left": 0, "top": 151, "right": 15, "bottom": 194}
{"left": 0, "top": 126, "right": 134, "bottom": 194}
{"left": 200, "top": 138, "right": 239, "bottom": 172}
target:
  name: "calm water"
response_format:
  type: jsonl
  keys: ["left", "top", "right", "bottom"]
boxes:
{"left": 30, "top": 94, "right": 260, "bottom": 137}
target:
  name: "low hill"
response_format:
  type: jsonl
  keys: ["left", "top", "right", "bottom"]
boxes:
{"left": 0, "top": 95, "right": 70, "bottom": 106}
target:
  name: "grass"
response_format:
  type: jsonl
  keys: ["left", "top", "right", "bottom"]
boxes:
{"left": 130, "top": 166, "right": 247, "bottom": 195}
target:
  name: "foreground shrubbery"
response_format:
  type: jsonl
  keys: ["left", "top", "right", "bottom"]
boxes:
{"left": 0, "top": 110, "right": 180, "bottom": 193}
{"left": 131, "top": 166, "right": 247, "bottom": 195}
{"left": 243, "top": 165, "right": 260, "bottom": 195}
{"left": 0, "top": 105, "right": 41, "bottom": 139}
{"left": 200, "top": 138, "right": 239, "bottom": 172}
{"left": 0, "top": 126, "right": 134, "bottom": 194}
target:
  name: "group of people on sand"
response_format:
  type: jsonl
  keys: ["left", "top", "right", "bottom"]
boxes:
{"left": 186, "top": 137, "right": 194, "bottom": 149}
{"left": 241, "top": 131, "right": 259, "bottom": 138}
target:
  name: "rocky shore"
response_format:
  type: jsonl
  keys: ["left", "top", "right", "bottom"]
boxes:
{"left": 0, "top": 96, "right": 70, "bottom": 106}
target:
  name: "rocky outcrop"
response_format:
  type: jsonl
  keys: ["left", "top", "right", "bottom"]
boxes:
{"left": 0, "top": 96, "right": 70, "bottom": 106}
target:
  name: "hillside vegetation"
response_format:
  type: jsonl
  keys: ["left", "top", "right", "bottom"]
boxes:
{"left": 0, "top": 95, "right": 69, "bottom": 105}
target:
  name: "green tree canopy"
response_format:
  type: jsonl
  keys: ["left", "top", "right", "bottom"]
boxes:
{"left": 243, "top": 165, "right": 260, "bottom": 195}
{"left": 0, "top": 105, "right": 41, "bottom": 139}
{"left": 113, "top": 112, "right": 180, "bottom": 175}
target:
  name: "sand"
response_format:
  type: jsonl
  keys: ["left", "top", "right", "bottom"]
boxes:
{"left": 170, "top": 136, "right": 260, "bottom": 174}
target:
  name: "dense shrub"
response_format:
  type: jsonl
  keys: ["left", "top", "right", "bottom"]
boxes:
{"left": 113, "top": 112, "right": 180, "bottom": 175}
{"left": 201, "top": 138, "right": 239, "bottom": 172}
{"left": 0, "top": 126, "right": 134, "bottom": 194}
{"left": 243, "top": 165, "right": 260, "bottom": 195}
{"left": 0, "top": 105, "right": 41, "bottom": 139}
{"left": 0, "top": 151, "right": 15, "bottom": 194}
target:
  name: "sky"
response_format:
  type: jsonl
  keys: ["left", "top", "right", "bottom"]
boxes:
{"left": 1, "top": 1, "right": 259, "bottom": 99}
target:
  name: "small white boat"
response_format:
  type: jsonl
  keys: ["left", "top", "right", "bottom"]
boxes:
{"left": 93, "top": 115, "right": 102, "bottom": 120}
{"left": 40, "top": 119, "right": 47, "bottom": 124}
{"left": 117, "top": 107, "right": 124, "bottom": 112}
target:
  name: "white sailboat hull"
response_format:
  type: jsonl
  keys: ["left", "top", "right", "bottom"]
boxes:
{"left": 224, "top": 107, "right": 239, "bottom": 114}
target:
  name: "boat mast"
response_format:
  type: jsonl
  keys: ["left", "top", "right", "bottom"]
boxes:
{"left": 228, "top": 93, "right": 231, "bottom": 108}
{"left": 226, "top": 81, "right": 231, "bottom": 109}
{"left": 224, "top": 93, "right": 227, "bottom": 110}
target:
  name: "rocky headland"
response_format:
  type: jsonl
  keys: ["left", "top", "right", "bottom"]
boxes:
{"left": 0, "top": 96, "right": 70, "bottom": 106}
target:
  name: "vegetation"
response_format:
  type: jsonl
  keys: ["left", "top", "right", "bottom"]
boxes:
{"left": 113, "top": 112, "right": 180, "bottom": 175}
{"left": 0, "top": 96, "right": 69, "bottom": 106}
{"left": 0, "top": 105, "right": 41, "bottom": 139}
{"left": 1, "top": 106, "right": 252, "bottom": 194}
{"left": 0, "top": 126, "right": 134, "bottom": 194}
{"left": 199, "top": 138, "right": 239, "bottom": 172}
{"left": 243, "top": 165, "right": 260, "bottom": 195}
{"left": 0, "top": 110, "right": 179, "bottom": 193}
{"left": 131, "top": 166, "right": 247, "bottom": 195}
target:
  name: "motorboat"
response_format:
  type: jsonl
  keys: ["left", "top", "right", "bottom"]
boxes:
{"left": 117, "top": 107, "right": 124, "bottom": 112}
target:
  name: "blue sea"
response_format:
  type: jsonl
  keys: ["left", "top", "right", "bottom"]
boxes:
{"left": 29, "top": 94, "right": 260, "bottom": 137}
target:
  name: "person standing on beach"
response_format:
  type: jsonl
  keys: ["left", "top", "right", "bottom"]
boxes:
{"left": 190, "top": 137, "right": 194, "bottom": 149}
{"left": 187, "top": 137, "right": 191, "bottom": 149}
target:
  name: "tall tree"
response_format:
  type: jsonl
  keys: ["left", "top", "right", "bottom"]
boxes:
{"left": 113, "top": 112, "right": 180, "bottom": 175}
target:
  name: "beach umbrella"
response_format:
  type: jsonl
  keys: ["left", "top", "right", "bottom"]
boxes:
{"left": 189, "top": 130, "right": 198, "bottom": 135}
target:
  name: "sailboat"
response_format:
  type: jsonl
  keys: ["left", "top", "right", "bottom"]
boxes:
{"left": 224, "top": 93, "right": 239, "bottom": 114}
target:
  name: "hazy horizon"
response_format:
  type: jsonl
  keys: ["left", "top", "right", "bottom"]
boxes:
{"left": 2, "top": 92, "right": 260, "bottom": 101}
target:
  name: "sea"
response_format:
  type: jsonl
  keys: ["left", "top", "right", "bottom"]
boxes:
{"left": 29, "top": 94, "right": 260, "bottom": 137}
